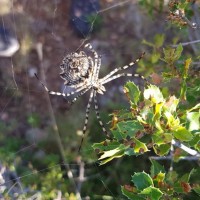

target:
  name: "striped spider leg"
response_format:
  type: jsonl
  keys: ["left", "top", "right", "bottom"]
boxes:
{"left": 35, "top": 43, "right": 145, "bottom": 151}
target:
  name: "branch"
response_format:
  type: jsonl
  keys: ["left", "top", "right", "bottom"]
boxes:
{"left": 172, "top": 139, "right": 200, "bottom": 156}
{"left": 150, "top": 156, "right": 200, "bottom": 161}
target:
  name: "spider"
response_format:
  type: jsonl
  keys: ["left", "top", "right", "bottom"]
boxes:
{"left": 35, "top": 43, "right": 146, "bottom": 151}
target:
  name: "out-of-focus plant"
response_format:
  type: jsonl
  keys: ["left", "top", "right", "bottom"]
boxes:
{"left": 167, "top": 0, "right": 197, "bottom": 29}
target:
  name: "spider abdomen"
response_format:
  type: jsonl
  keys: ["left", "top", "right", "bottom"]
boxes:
{"left": 60, "top": 51, "right": 93, "bottom": 86}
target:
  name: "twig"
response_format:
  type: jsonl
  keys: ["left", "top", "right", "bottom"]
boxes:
{"left": 171, "top": 39, "right": 200, "bottom": 47}
{"left": 172, "top": 139, "right": 200, "bottom": 156}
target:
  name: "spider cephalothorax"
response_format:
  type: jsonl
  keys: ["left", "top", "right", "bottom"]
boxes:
{"left": 60, "top": 51, "right": 93, "bottom": 86}
{"left": 35, "top": 43, "right": 146, "bottom": 151}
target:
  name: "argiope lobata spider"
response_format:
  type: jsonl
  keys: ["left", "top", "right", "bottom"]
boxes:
{"left": 35, "top": 43, "right": 146, "bottom": 151}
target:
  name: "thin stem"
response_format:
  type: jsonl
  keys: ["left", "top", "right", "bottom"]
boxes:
{"left": 171, "top": 39, "right": 200, "bottom": 47}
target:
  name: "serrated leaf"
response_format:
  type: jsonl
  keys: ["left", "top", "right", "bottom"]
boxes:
{"left": 144, "top": 85, "right": 164, "bottom": 104}
{"left": 152, "top": 132, "right": 173, "bottom": 145}
{"left": 92, "top": 140, "right": 120, "bottom": 152}
{"left": 140, "top": 186, "right": 163, "bottom": 200}
{"left": 174, "top": 127, "right": 193, "bottom": 141}
{"left": 124, "top": 82, "right": 141, "bottom": 106}
{"left": 150, "top": 159, "right": 165, "bottom": 177}
{"left": 117, "top": 120, "right": 144, "bottom": 138}
{"left": 153, "top": 143, "right": 171, "bottom": 156}
{"left": 121, "top": 186, "right": 145, "bottom": 200}
{"left": 132, "top": 138, "right": 149, "bottom": 154}
{"left": 131, "top": 172, "right": 153, "bottom": 190}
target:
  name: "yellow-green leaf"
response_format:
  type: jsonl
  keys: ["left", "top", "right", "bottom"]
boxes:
{"left": 174, "top": 127, "right": 193, "bottom": 141}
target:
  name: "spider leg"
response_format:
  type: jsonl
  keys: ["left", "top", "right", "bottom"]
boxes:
{"left": 78, "top": 90, "right": 94, "bottom": 152}
{"left": 84, "top": 43, "right": 101, "bottom": 79}
{"left": 35, "top": 73, "right": 87, "bottom": 97}
{"left": 68, "top": 87, "right": 91, "bottom": 105}
{"left": 101, "top": 52, "right": 145, "bottom": 82}
{"left": 93, "top": 91, "right": 109, "bottom": 137}
{"left": 100, "top": 73, "right": 147, "bottom": 85}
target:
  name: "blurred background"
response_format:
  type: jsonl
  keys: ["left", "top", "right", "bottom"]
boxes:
{"left": 0, "top": 0, "right": 199, "bottom": 199}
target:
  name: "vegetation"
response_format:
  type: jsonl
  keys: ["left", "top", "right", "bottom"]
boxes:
{"left": 0, "top": 0, "right": 199, "bottom": 199}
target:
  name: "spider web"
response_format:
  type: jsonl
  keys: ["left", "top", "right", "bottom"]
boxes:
{"left": 0, "top": 0, "right": 149, "bottom": 199}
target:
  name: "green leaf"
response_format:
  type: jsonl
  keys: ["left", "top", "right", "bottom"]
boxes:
{"left": 153, "top": 143, "right": 171, "bottom": 156}
{"left": 131, "top": 172, "right": 153, "bottom": 190}
{"left": 152, "top": 132, "right": 173, "bottom": 145}
{"left": 144, "top": 85, "right": 164, "bottom": 104}
{"left": 132, "top": 138, "right": 149, "bottom": 154}
{"left": 174, "top": 126, "right": 193, "bottom": 141}
{"left": 187, "top": 112, "right": 200, "bottom": 131}
{"left": 121, "top": 186, "right": 145, "bottom": 200}
{"left": 188, "top": 133, "right": 200, "bottom": 151}
{"left": 140, "top": 186, "right": 163, "bottom": 200}
{"left": 179, "top": 169, "right": 195, "bottom": 182}
{"left": 150, "top": 159, "right": 165, "bottom": 177}
{"left": 151, "top": 53, "right": 161, "bottom": 64}
{"left": 154, "top": 34, "right": 165, "bottom": 48}
{"left": 117, "top": 120, "right": 144, "bottom": 138}
{"left": 175, "top": 44, "right": 183, "bottom": 60}
{"left": 140, "top": 107, "right": 154, "bottom": 125}
{"left": 124, "top": 148, "right": 136, "bottom": 156}
{"left": 98, "top": 144, "right": 126, "bottom": 165}
{"left": 111, "top": 129, "right": 125, "bottom": 141}
{"left": 174, "top": 182, "right": 185, "bottom": 193}
{"left": 92, "top": 140, "right": 120, "bottom": 152}
{"left": 166, "top": 171, "right": 178, "bottom": 184}
{"left": 164, "top": 111, "right": 180, "bottom": 130}
{"left": 124, "top": 82, "right": 141, "bottom": 106}
{"left": 121, "top": 185, "right": 145, "bottom": 200}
